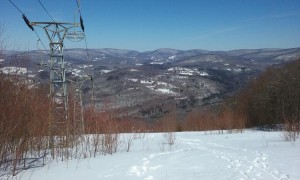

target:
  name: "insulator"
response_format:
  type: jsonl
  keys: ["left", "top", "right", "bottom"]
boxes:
{"left": 67, "top": 31, "right": 85, "bottom": 42}
{"left": 80, "top": 16, "right": 85, "bottom": 32}
{"left": 22, "top": 14, "right": 34, "bottom": 31}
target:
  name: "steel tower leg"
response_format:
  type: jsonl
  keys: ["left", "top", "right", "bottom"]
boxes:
{"left": 73, "top": 80, "right": 85, "bottom": 136}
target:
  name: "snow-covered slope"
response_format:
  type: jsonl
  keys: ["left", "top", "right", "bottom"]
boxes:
{"left": 16, "top": 130, "right": 299, "bottom": 180}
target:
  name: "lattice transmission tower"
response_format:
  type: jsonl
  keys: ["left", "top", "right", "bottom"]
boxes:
{"left": 9, "top": 0, "right": 91, "bottom": 139}
{"left": 31, "top": 22, "right": 84, "bottom": 132}
{"left": 23, "top": 21, "right": 86, "bottom": 140}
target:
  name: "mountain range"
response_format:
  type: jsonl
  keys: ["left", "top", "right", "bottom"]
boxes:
{"left": 2, "top": 47, "right": 300, "bottom": 120}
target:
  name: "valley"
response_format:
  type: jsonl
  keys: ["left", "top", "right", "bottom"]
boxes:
{"left": 2, "top": 47, "right": 300, "bottom": 120}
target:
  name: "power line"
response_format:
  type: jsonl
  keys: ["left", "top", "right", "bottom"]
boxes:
{"left": 9, "top": 0, "right": 88, "bottom": 70}
{"left": 8, "top": 0, "right": 49, "bottom": 55}
{"left": 75, "top": 0, "right": 85, "bottom": 32}
{"left": 8, "top": 0, "right": 24, "bottom": 14}
{"left": 73, "top": 0, "right": 89, "bottom": 67}
{"left": 37, "top": 0, "right": 56, "bottom": 23}
{"left": 8, "top": 0, "right": 34, "bottom": 31}
{"left": 83, "top": 31, "right": 90, "bottom": 62}
{"left": 74, "top": 0, "right": 94, "bottom": 102}
{"left": 34, "top": 30, "right": 49, "bottom": 54}
{"left": 75, "top": 0, "right": 82, "bottom": 16}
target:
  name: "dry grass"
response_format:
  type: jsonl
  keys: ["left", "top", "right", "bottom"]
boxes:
{"left": 181, "top": 106, "right": 245, "bottom": 134}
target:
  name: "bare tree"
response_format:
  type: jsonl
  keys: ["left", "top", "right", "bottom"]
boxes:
{"left": 0, "top": 23, "right": 8, "bottom": 61}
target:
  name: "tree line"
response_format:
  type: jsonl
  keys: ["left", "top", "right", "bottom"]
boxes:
{"left": 183, "top": 58, "right": 300, "bottom": 136}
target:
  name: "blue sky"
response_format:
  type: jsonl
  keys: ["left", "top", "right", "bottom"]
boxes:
{"left": 1, "top": 0, "right": 300, "bottom": 51}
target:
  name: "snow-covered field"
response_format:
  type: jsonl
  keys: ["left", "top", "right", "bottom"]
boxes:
{"left": 13, "top": 130, "right": 300, "bottom": 180}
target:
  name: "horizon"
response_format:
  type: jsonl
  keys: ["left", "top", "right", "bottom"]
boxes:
{"left": 4, "top": 46, "right": 300, "bottom": 53}
{"left": 1, "top": 0, "right": 300, "bottom": 51}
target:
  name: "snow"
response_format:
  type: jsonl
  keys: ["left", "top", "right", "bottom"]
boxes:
{"left": 79, "top": 65, "right": 93, "bottom": 69}
{"left": 167, "top": 67, "right": 177, "bottom": 71}
{"left": 128, "top": 78, "right": 139, "bottom": 82}
{"left": 12, "top": 131, "right": 300, "bottom": 180}
{"left": 0, "top": 66, "right": 27, "bottom": 75}
{"left": 156, "top": 81, "right": 176, "bottom": 89}
{"left": 71, "top": 68, "right": 82, "bottom": 76}
{"left": 175, "top": 75, "right": 188, "bottom": 79}
{"left": 143, "top": 80, "right": 177, "bottom": 95}
{"left": 150, "top": 62, "right": 164, "bottom": 65}
{"left": 168, "top": 55, "right": 176, "bottom": 60}
{"left": 0, "top": 59, "right": 4, "bottom": 62}
{"left": 168, "top": 67, "right": 194, "bottom": 75}
{"left": 167, "top": 67, "right": 209, "bottom": 76}
{"left": 233, "top": 68, "right": 242, "bottom": 73}
{"left": 129, "top": 69, "right": 138, "bottom": 72}
{"left": 28, "top": 74, "right": 35, "bottom": 78}
{"left": 141, "top": 80, "right": 155, "bottom": 84}
{"left": 175, "top": 96, "right": 188, "bottom": 100}
{"left": 157, "top": 81, "right": 167, "bottom": 86}
{"left": 199, "top": 72, "right": 209, "bottom": 76}
{"left": 101, "top": 70, "right": 113, "bottom": 73}
{"left": 179, "top": 71, "right": 193, "bottom": 76}
{"left": 155, "top": 88, "right": 177, "bottom": 95}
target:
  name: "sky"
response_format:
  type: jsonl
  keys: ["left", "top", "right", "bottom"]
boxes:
{"left": 1, "top": 0, "right": 300, "bottom": 52}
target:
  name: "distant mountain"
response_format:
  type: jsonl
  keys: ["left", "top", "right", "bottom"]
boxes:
{"left": 226, "top": 48, "right": 300, "bottom": 61}
{"left": 11, "top": 47, "right": 299, "bottom": 65}
{"left": 138, "top": 48, "right": 184, "bottom": 60}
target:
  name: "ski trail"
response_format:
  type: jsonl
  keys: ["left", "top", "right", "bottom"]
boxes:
{"left": 178, "top": 137, "right": 290, "bottom": 180}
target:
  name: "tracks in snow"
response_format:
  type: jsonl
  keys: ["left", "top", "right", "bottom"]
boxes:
{"left": 130, "top": 150, "right": 182, "bottom": 180}
{"left": 179, "top": 137, "right": 290, "bottom": 180}
{"left": 129, "top": 135, "right": 290, "bottom": 180}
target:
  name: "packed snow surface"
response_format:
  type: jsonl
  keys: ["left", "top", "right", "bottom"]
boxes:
{"left": 16, "top": 130, "right": 300, "bottom": 180}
